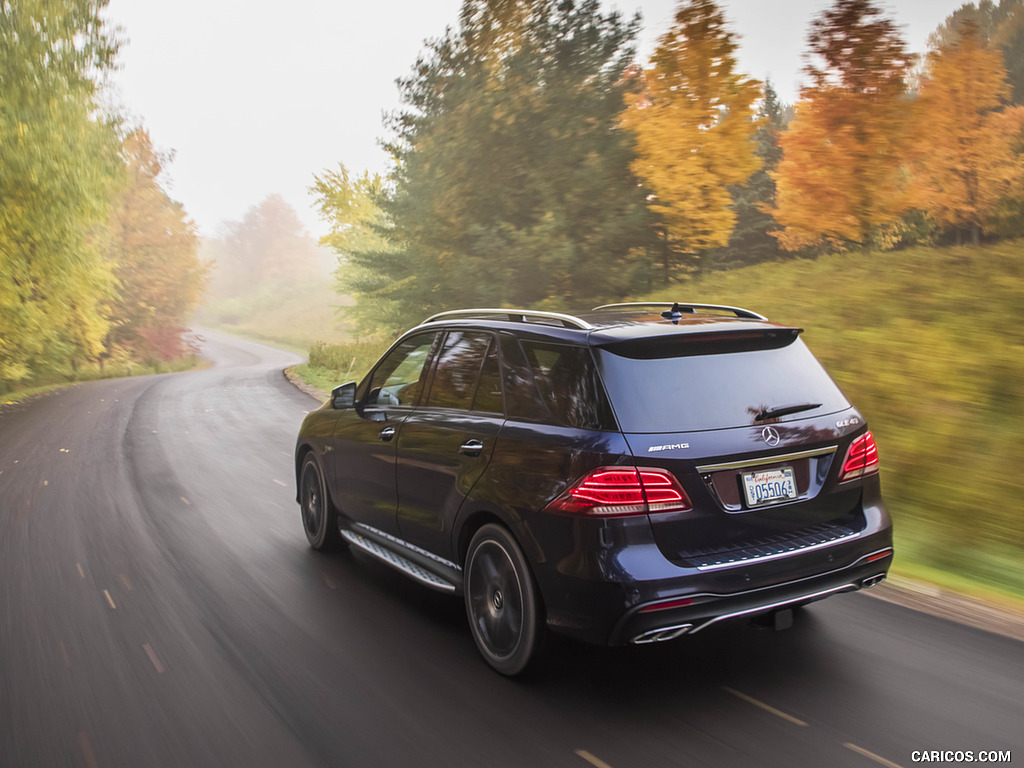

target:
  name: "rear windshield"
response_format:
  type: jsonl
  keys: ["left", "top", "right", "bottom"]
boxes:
{"left": 596, "top": 339, "right": 850, "bottom": 433}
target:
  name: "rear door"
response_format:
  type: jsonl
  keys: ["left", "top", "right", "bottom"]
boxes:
{"left": 593, "top": 334, "right": 866, "bottom": 566}
{"left": 395, "top": 330, "right": 505, "bottom": 558}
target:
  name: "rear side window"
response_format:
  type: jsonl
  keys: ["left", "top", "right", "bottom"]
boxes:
{"left": 596, "top": 338, "right": 850, "bottom": 433}
{"left": 426, "top": 331, "right": 504, "bottom": 414}
{"left": 501, "top": 336, "right": 616, "bottom": 431}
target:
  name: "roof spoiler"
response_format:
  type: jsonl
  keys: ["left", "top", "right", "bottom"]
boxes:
{"left": 592, "top": 302, "right": 768, "bottom": 321}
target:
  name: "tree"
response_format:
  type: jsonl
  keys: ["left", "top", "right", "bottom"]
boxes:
{"left": 994, "top": 3, "right": 1024, "bottom": 106}
{"left": 346, "top": 0, "right": 651, "bottom": 328}
{"left": 621, "top": 0, "right": 761, "bottom": 273}
{"left": 911, "top": 19, "right": 1024, "bottom": 244}
{"left": 773, "top": 0, "right": 912, "bottom": 251}
{"left": 930, "top": 0, "right": 1023, "bottom": 107}
{"left": 706, "top": 80, "right": 790, "bottom": 270}
{"left": 210, "top": 195, "right": 322, "bottom": 299}
{"left": 310, "top": 165, "right": 404, "bottom": 334}
{"left": 104, "top": 130, "right": 208, "bottom": 361}
{"left": 0, "top": 0, "right": 121, "bottom": 384}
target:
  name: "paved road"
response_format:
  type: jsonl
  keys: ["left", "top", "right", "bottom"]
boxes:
{"left": 1, "top": 331, "right": 1020, "bottom": 768}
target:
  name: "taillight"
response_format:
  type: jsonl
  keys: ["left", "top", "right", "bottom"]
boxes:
{"left": 545, "top": 467, "right": 692, "bottom": 516}
{"left": 840, "top": 432, "right": 880, "bottom": 482}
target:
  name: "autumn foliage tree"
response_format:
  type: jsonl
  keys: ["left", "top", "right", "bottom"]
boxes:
{"left": 773, "top": 0, "right": 912, "bottom": 251}
{"left": 910, "top": 20, "right": 1024, "bottom": 244}
{"left": 622, "top": 0, "right": 761, "bottom": 272}
{"left": 0, "top": 0, "right": 121, "bottom": 383}
{"left": 930, "top": 0, "right": 1024, "bottom": 107}
{"left": 104, "top": 130, "right": 208, "bottom": 362}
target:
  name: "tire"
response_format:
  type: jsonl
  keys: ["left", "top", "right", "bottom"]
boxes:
{"left": 464, "top": 524, "right": 544, "bottom": 676}
{"left": 299, "top": 453, "right": 343, "bottom": 551}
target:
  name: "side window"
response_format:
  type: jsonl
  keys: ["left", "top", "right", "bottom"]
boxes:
{"left": 517, "top": 339, "right": 617, "bottom": 431}
{"left": 366, "top": 333, "right": 437, "bottom": 408}
{"left": 499, "top": 333, "right": 550, "bottom": 422}
{"left": 426, "top": 331, "right": 503, "bottom": 413}
{"left": 471, "top": 339, "right": 504, "bottom": 414}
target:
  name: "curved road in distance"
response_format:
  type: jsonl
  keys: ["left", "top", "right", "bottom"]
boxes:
{"left": 1, "top": 330, "right": 1021, "bottom": 768}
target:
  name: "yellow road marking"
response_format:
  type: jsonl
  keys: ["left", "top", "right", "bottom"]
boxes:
{"left": 845, "top": 743, "right": 905, "bottom": 768}
{"left": 576, "top": 749, "right": 616, "bottom": 768}
{"left": 77, "top": 563, "right": 85, "bottom": 579}
{"left": 59, "top": 641, "right": 71, "bottom": 669}
{"left": 723, "top": 687, "right": 808, "bottom": 726}
{"left": 78, "top": 730, "right": 99, "bottom": 768}
{"left": 119, "top": 574, "right": 134, "bottom": 591}
{"left": 143, "top": 643, "right": 165, "bottom": 674}
{"left": 180, "top": 497, "right": 191, "bottom": 506}
{"left": 103, "top": 590, "right": 116, "bottom": 610}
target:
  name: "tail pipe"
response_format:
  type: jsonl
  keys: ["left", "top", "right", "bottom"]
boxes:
{"left": 861, "top": 573, "right": 887, "bottom": 589}
{"left": 630, "top": 624, "right": 693, "bottom": 644}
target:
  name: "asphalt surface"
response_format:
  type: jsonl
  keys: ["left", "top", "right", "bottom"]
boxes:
{"left": 1, "top": 330, "right": 1021, "bottom": 768}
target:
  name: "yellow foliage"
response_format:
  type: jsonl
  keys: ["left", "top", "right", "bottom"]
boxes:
{"left": 622, "top": 0, "right": 761, "bottom": 258}
{"left": 910, "top": 24, "right": 1024, "bottom": 240}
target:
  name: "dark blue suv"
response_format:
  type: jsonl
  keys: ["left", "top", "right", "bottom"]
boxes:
{"left": 294, "top": 303, "right": 893, "bottom": 675}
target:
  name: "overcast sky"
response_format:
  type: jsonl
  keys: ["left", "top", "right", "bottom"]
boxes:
{"left": 101, "top": 0, "right": 968, "bottom": 240}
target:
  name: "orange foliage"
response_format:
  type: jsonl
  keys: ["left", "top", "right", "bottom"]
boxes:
{"left": 105, "top": 130, "right": 208, "bottom": 361}
{"left": 773, "top": 0, "right": 912, "bottom": 250}
{"left": 910, "top": 22, "right": 1024, "bottom": 242}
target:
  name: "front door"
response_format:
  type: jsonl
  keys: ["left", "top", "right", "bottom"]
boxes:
{"left": 329, "top": 331, "right": 439, "bottom": 536}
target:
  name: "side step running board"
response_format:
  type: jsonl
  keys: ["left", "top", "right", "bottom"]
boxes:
{"left": 341, "top": 530, "right": 459, "bottom": 594}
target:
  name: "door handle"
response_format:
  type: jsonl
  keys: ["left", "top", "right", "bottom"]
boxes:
{"left": 459, "top": 439, "right": 484, "bottom": 456}
{"left": 379, "top": 426, "right": 396, "bottom": 442}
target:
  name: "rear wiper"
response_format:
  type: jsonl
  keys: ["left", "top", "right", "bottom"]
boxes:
{"left": 755, "top": 403, "right": 822, "bottom": 422}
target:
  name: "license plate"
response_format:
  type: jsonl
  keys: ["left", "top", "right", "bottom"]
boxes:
{"left": 742, "top": 467, "right": 797, "bottom": 507}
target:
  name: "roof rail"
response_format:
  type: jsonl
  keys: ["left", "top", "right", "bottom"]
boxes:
{"left": 422, "top": 308, "right": 594, "bottom": 330}
{"left": 591, "top": 302, "right": 767, "bottom": 321}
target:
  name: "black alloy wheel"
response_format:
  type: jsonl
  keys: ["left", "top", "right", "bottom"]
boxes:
{"left": 300, "top": 454, "right": 342, "bottom": 551}
{"left": 465, "top": 524, "right": 543, "bottom": 676}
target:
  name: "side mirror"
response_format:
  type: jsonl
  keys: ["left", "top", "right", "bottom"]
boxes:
{"left": 331, "top": 381, "right": 357, "bottom": 410}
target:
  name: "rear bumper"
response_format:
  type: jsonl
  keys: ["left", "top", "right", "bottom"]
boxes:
{"left": 526, "top": 499, "right": 893, "bottom": 646}
{"left": 609, "top": 545, "right": 891, "bottom": 645}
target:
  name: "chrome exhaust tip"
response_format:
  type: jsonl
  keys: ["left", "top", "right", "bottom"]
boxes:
{"left": 860, "top": 573, "right": 887, "bottom": 589}
{"left": 630, "top": 624, "right": 693, "bottom": 644}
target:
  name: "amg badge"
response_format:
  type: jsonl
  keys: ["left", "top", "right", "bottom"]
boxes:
{"left": 648, "top": 443, "right": 690, "bottom": 453}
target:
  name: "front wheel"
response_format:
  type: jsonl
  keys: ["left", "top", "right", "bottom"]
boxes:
{"left": 464, "top": 524, "right": 544, "bottom": 676}
{"left": 299, "top": 453, "right": 343, "bottom": 551}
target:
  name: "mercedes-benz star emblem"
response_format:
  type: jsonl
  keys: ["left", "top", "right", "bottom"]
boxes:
{"left": 762, "top": 426, "right": 781, "bottom": 447}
